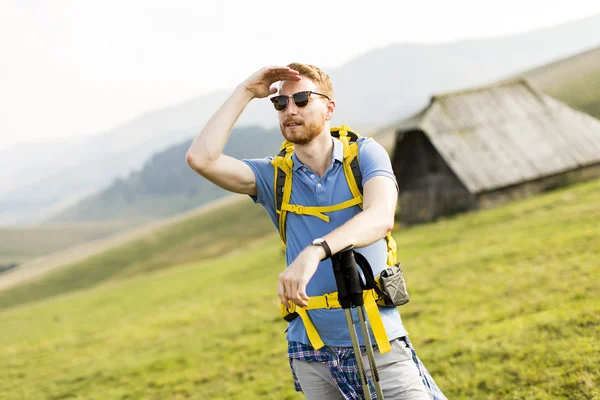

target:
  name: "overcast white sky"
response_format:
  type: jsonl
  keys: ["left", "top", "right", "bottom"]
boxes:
{"left": 1, "top": 0, "right": 599, "bottom": 151}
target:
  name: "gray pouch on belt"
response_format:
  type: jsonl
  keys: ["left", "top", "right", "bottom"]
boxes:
{"left": 379, "top": 263, "right": 410, "bottom": 306}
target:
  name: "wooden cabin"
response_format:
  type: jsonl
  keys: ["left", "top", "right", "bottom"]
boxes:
{"left": 390, "top": 79, "right": 600, "bottom": 224}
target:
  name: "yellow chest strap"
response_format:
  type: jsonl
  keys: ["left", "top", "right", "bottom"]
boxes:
{"left": 280, "top": 197, "right": 363, "bottom": 222}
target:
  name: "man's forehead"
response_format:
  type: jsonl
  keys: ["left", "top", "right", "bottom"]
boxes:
{"left": 278, "top": 77, "right": 317, "bottom": 95}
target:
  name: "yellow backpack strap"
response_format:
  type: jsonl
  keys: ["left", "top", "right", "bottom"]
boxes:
{"left": 331, "top": 125, "right": 397, "bottom": 266}
{"left": 343, "top": 140, "right": 363, "bottom": 203}
{"left": 272, "top": 142, "right": 294, "bottom": 250}
{"left": 385, "top": 232, "right": 397, "bottom": 266}
{"left": 331, "top": 124, "right": 361, "bottom": 142}
{"left": 331, "top": 126, "right": 363, "bottom": 205}
{"left": 280, "top": 197, "right": 363, "bottom": 222}
{"left": 363, "top": 290, "right": 392, "bottom": 353}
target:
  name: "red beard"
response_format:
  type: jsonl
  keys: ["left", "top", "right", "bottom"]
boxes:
{"left": 280, "top": 114, "right": 326, "bottom": 145}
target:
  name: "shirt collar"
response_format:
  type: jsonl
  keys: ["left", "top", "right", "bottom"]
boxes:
{"left": 292, "top": 137, "right": 344, "bottom": 171}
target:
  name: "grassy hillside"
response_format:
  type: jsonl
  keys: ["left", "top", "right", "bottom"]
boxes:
{"left": 1, "top": 178, "right": 599, "bottom": 399}
{"left": 0, "top": 197, "right": 274, "bottom": 309}
{"left": 523, "top": 45, "right": 600, "bottom": 119}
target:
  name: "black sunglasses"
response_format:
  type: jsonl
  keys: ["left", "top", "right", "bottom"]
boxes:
{"left": 270, "top": 91, "right": 331, "bottom": 111}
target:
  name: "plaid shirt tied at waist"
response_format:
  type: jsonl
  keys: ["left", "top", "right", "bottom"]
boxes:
{"left": 288, "top": 337, "right": 447, "bottom": 400}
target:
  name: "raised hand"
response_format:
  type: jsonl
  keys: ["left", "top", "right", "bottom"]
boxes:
{"left": 241, "top": 66, "right": 301, "bottom": 99}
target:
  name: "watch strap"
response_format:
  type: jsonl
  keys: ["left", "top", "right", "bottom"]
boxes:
{"left": 316, "top": 240, "right": 332, "bottom": 260}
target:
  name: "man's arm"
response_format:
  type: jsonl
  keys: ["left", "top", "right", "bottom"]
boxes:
{"left": 278, "top": 175, "right": 397, "bottom": 307}
{"left": 321, "top": 175, "right": 396, "bottom": 253}
{"left": 185, "top": 67, "right": 300, "bottom": 196}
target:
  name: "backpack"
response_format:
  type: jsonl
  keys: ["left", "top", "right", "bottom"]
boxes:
{"left": 270, "top": 125, "right": 398, "bottom": 266}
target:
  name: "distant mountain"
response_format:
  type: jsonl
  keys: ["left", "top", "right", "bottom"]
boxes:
{"left": 330, "top": 14, "right": 600, "bottom": 126}
{"left": 48, "top": 126, "right": 282, "bottom": 222}
{"left": 2, "top": 13, "right": 600, "bottom": 225}
{"left": 0, "top": 90, "right": 231, "bottom": 225}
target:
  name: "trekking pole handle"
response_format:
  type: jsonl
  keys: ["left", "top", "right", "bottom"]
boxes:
{"left": 339, "top": 247, "right": 364, "bottom": 307}
{"left": 331, "top": 252, "right": 351, "bottom": 309}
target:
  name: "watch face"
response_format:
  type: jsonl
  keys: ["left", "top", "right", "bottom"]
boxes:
{"left": 312, "top": 238, "right": 325, "bottom": 245}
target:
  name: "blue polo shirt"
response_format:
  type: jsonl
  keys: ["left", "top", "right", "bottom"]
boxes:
{"left": 243, "top": 136, "right": 408, "bottom": 347}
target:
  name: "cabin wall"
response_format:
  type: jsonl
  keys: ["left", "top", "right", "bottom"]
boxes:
{"left": 393, "top": 131, "right": 475, "bottom": 224}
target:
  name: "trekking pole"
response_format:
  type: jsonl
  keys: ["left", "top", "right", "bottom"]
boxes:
{"left": 339, "top": 247, "right": 385, "bottom": 400}
{"left": 331, "top": 249, "right": 371, "bottom": 400}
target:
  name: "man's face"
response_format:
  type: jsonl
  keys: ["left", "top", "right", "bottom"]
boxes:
{"left": 276, "top": 77, "right": 334, "bottom": 145}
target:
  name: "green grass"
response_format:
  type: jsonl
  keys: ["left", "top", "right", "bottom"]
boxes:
{"left": 0, "top": 241, "right": 290, "bottom": 400}
{"left": 1, "top": 178, "right": 599, "bottom": 399}
{"left": 0, "top": 199, "right": 274, "bottom": 310}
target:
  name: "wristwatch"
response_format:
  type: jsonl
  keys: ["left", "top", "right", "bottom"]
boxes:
{"left": 311, "top": 238, "right": 332, "bottom": 260}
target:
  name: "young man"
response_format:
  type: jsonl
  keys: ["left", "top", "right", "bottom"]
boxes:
{"left": 186, "top": 64, "right": 446, "bottom": 400}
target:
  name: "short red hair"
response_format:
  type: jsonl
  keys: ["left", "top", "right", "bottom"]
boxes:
{"left": 287, "top": 62, "right": 334, "bottom": 99}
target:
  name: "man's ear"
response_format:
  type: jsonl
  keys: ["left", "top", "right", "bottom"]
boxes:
{"left": 325, "top": 100, "right": 336, "bottom": 121}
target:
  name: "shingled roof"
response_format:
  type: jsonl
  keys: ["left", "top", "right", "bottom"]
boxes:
{"left": 395, "top": 78, "right": 600, "bottom": 194}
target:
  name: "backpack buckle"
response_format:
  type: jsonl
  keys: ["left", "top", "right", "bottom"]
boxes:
{"left": 289, "top": 204, "right": 304, "bottom": 214}
{"left": 323, "top": 293, "right": 333, "bottom": 309}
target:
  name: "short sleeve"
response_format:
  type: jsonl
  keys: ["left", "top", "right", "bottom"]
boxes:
{"left": 242, "top": 156, "right": 276, "bottom": 209}
{"left": 357, "top": 137, "right": 399, "bottom": 192}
